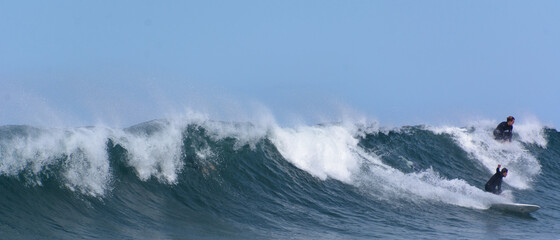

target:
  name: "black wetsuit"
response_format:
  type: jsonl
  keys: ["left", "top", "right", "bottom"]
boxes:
{"left": 485, "top": 167, "right": 504, "bottom": 194}
{"left": 493, "top": 121, "right": 513, "bottom": 142}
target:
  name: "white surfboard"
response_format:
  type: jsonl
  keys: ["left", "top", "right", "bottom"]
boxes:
{"left": 490, "top": 203, "right": 540, "bottom": 213}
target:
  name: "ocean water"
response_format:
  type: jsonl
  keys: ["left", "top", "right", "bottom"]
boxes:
{"left": 0, "top": 117, "right": 558, "bottom": 239}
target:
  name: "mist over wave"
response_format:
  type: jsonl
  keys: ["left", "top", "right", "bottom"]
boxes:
{"left": 0, "top": 113, "right": 558, "bottom": 239}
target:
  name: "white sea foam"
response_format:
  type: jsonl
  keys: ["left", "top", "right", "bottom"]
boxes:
{"left": 270, "top": 124, "right": 363, "bottom": 183}
{"left": 0, "top": 126, "right": 112, "bottom": 196}
{"left": 60, "top": 127, "right": 112, "bottom": 196}
{"left": 113, "top": 119, "right": 186, "bottom": 184}
{"left": 0, "top": 119, "right": 189, "bottom": 196}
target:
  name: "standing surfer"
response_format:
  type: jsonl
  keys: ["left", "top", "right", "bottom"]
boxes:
{"left": 493, "top": 116, "right": 515, "bottom": 142}
{"left": 485, "top": 164, "right": 508, "bottom": 194}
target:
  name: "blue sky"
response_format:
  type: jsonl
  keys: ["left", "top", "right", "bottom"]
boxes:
{"left": 1, "top": 1, "right": 559, "bottom": 127}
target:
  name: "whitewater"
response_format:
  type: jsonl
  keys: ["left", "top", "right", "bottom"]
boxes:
{"left": 0, "top": 114, "right": 558, "bottom": 239}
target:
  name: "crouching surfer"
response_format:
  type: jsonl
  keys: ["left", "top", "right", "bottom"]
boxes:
{"left": 485, "top": 164, "right": 508, "bottom": 194}
{"left": 493, "top": 116, "right": 515, "bottom": 142}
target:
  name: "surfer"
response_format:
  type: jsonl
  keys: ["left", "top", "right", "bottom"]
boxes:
{"left": 493, "top": 116, "right": 515, "bottom": 142}
{"left": 485, "top": 164, "right": 508, "bottom": 194}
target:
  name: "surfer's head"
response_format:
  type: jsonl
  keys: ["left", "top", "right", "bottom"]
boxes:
{"left": 507, "top": 116, "right": 515, "bottom": 126}
{"left": 501, "top": 168, "right": 508, "bottom": 177}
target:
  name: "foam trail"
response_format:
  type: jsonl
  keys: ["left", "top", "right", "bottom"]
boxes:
{"left": 357, "top": 167, "right": 507, "bottom": 209}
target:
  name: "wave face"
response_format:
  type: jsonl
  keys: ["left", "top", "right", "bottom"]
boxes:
{"left": 1, "top": 118, "right": 558, "bottom": 239}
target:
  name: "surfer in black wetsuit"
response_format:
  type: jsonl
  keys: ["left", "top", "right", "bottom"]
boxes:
{"left": 493, "top": 116, "right": 515, "bottom": 142}
{"left": 485, "top": 164, "right": 508, "bottom": 194}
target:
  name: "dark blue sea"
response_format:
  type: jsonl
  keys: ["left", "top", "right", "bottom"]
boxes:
{"left": 1, "top": 117, "right": 558, "bottom": 239}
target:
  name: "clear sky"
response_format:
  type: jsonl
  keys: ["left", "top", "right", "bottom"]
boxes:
{"left": 1, "top": 1, "right": 559, "bottom": 128}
